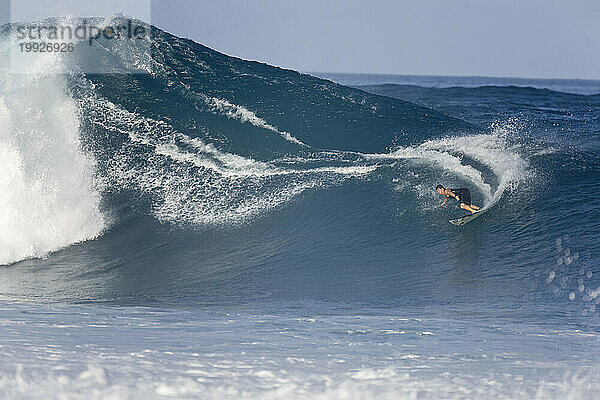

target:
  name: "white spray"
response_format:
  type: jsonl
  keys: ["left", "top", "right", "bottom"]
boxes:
{"left": 0, "top": 34, "right": 106, "bottom": 265}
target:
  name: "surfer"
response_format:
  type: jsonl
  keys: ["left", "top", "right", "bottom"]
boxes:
{"left": 436, "top": 185, "right": 481, "bottom": 214}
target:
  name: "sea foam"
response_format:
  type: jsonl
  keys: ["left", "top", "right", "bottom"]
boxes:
{"left": 0, "top": 36, "right": 105, "bottom": 265}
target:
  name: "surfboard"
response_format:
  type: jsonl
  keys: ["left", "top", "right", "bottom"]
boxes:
{"left": 449, "top": 209, "right": 487, "bottom": 226}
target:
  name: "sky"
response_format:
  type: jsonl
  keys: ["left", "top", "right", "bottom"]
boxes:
{"left": 2, "top": 0, "right": 599, "bottom": 79}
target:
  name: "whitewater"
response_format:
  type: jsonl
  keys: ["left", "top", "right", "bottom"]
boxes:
{"left": 0, "top": 17, "right": 599, "bottom": 399}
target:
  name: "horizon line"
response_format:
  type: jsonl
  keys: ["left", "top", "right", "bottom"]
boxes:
{"left": 305, "top": 71, "right": 600, "bottom": 83}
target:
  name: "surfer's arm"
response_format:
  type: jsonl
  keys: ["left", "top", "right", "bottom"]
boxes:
{"left": 441, "top": 197, "right": 448, "bottom": 206}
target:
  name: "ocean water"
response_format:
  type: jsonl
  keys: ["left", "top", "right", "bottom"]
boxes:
{"left": 1, "top": 18, "right": 599, "bottom": 399}
{"left": 313, "top": 72, "right": 600, "bottom": 96}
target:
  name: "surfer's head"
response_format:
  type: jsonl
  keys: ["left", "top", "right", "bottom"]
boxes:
{"left": 436, "top": 184, "right": 445, "bottom": 194}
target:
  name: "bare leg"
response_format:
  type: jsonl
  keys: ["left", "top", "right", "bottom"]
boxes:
{"left": 460, "top": 204, "right": 479, "bottom": 213}
{"left": 471, "top": 204, "right": 481, "bottom": 210}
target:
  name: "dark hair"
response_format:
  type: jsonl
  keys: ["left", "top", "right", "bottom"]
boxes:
{"left": 436, "top": 184, "right": 444, "bottom": 190}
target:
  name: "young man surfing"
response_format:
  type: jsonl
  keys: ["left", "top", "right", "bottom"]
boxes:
{"left": 436, "top": 184, "right": 481, "bottom": 214}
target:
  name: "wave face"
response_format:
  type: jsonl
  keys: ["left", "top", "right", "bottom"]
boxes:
{"left": 0, "top": 18, "right": 598, "bottom": 323}
{"left": 0, "top": 18, "right": 468, "bottom": 267}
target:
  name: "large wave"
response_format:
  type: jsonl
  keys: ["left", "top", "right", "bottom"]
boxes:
{"left": 0, "top": 17, "right": 531, "bottom": 267}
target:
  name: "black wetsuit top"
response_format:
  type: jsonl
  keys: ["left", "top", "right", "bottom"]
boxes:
{"left": 449, "top": 188, "right": 471, "bottom": 205}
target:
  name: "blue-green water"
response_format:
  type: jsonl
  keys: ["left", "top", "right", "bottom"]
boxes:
{"left": 0, "top": 18, "right": 599, "bottom": 399}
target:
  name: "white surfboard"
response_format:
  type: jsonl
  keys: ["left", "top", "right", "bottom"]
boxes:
{"left": 449, "top": 208, "right": 487, "bottom": 226}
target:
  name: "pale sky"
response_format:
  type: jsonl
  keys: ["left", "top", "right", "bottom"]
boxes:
{"left": 3, "top": 0, "right": 599, "bottom": 79}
